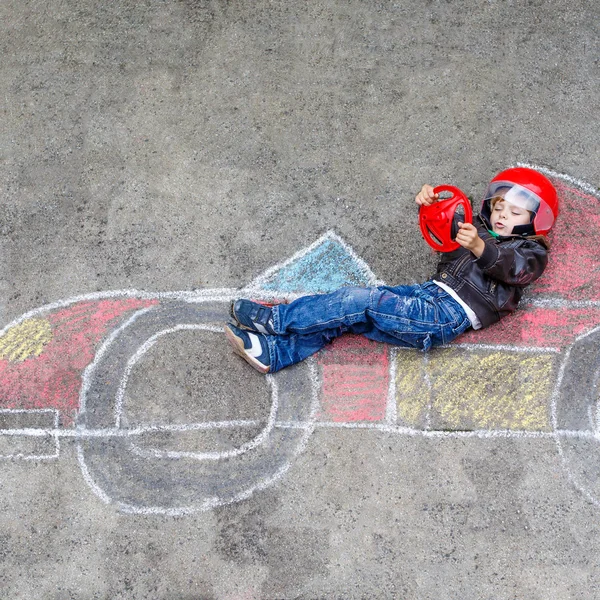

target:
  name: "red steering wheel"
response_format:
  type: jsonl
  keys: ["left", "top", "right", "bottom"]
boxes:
{"left": 419, "top": 185, "right": 473, "bottom": 252}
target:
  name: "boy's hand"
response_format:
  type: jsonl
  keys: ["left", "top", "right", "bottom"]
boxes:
{"left": 415, "top": 185, "right": 438, "bottom": 206}
{"left": 456, "top": 222, "right": 485, "bottom": 258}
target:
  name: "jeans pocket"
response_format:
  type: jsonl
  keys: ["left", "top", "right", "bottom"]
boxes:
{"left": 442, "top": 317, "right": 470, "bottom": 345}
{"left": 452, "top": 317, "right": 471, "bottom": 336}
{"left": 420, "top": 333, "right": 433, "bottom": 352}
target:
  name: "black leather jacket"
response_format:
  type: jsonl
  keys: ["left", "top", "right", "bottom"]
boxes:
{"left": 433, "top": 215, "right": 548, "bottom": 328}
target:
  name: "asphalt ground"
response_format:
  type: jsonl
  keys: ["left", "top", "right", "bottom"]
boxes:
{"left": 1, "top": 1, "right": 600, "bottom": 598}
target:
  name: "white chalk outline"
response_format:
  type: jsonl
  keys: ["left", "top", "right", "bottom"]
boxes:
{"left": 0, "top": 422, "right": 594, "bottom": 441}
{"left": 111, "top": 322, "right": 260, "bottom": 459}
{"left": 385, "top": 350, "right": 397, "bottom": 425}
{"left": 90, "top": 318, "right": 297, "bottom": 461}
{"left": 516, "top": 162, "right": 600, "bottom": 199}
{"left": 551, "top": 324, "right": 600, "bottom": 508}
{"left": 1, "top": 163, "right": 599, "bottom": 511}
{"left": 0, "top": 408, "right": 60, "bottom": 460}
{"left": 117, "top": 324, "right": 281, "bottom": 460}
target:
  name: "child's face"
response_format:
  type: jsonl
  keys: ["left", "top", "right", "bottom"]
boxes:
{"left": 489, "top": 198, "right": 532, "bottom": 235}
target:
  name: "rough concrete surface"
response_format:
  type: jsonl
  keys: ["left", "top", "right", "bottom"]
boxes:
{"left": 1, "top": 0, "right": 600, "bottom": 598}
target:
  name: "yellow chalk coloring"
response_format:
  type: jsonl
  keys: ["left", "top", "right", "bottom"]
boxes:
{"left": 395, "top": 347, "right": 555, "bottom": 431}
{"left": 0, "top": 318, "right": 53, "bottom": 362}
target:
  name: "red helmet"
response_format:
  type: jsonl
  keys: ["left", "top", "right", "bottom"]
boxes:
{"left": 481, "top": 167, "right": 559, "bottom": 236}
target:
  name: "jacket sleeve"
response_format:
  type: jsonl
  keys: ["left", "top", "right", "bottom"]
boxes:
{"left": 474, "top": 239, "right": 548, "bottom": 286}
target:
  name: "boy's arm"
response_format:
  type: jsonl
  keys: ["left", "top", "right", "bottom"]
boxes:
{"left": 456, "top": 222, "right": 548, "bottom": 286}
{"left": 475, "top": 238, "right": 548, "bottom": 286}
{"left": 455, "top": 222, "right": 485, "bottom": 257}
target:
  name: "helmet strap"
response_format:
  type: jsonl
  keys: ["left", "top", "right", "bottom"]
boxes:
{"left": 510, "top": 223, "right": 536, "bottom": 236}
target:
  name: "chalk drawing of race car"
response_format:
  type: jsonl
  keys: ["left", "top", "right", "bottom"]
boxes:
{"left": 1, "top": 165, "right": 599, "bottom": 515}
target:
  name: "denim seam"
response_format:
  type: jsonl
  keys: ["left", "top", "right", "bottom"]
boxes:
{"left": 440, "top": 301, "right": 461, "bottom": 323}
{"left": 272, "top": 305, "right": 282, "bottom": 334}
{"left": 277, "top": 311, "right": 369, "bottom": 334}
{"left": 455, "top": 315, "right": 471, "bottom": 334}
{"left": 368, "top": 310, "right": 436, "bottom": 327}
{"left": 265, "top": 334, "right": 278, "bottom": 372}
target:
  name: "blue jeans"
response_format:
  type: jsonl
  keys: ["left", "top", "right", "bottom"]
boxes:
{"left": 264, "top": 281, "right": 472, "bottom": 372}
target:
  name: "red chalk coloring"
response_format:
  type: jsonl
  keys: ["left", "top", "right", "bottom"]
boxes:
{"left": 0, "top": 298, "right": 157, "bottom": 425}
{"left": 318, "top": 335, "right": 389, "bottom": 422}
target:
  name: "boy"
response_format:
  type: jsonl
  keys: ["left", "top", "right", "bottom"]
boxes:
{"left": 225, "top": 168, "right": 558, "bottom": 374}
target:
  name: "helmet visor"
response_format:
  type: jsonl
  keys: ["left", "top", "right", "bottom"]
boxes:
{"left": 484, "top": 181, "right": 541, "bottom": 214}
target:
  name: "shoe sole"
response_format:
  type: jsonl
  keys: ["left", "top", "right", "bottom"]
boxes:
{"left": 224, "top": 326, "right": 270, "bottom": 374}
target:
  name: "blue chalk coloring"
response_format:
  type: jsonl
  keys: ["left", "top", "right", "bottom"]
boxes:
{"left": 257, "top": 234, "right": 378, "bottom": 294}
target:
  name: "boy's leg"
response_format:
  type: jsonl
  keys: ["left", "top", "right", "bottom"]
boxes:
{"left": 232, "top": 283, "right": 442, "bottom": 343}
{"left": 229, "top": 283, "right": 471, "bottom": 371}
{"left": 265, "top": 328, "right": 342, "bottom": 372}
{"left": 265, "top": 282, "right": 467, "bottom": 370}
{"left": 232, "top": 287, "right": 378, "bottom": 336}
{"left": 271, "top": 286, "right": 376, "bottom": 335}
{"left": 229, "top": 287, "right": 377, "bottom": 373}
{"left": 264, "top": 283, "right": 447, "bottom": 371}
{"left": 225, "top": 324, "right": 339, "bottom": 374}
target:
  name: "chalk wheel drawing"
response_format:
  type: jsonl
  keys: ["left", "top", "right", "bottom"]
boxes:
{"left": 76, "top": 300, "right": 318, "bottom": 515}
{"left": 553, "top": 325, "right": 600, "bottom": 507}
